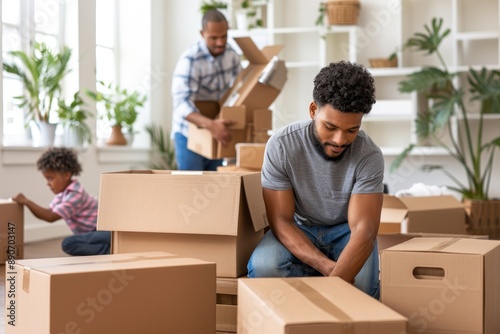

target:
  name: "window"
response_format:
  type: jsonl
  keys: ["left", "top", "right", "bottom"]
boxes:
{"left": 2, "top": 0, "right": 64, "bottom": 146}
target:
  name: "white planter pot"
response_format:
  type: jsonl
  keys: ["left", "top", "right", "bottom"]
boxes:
{"left": 30, "top": 121, "right": 58, "bottom": 147}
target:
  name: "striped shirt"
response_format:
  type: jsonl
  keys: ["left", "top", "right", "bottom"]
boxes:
{"left": 171, "top": 40, "right": 242, "bottom": 138}
{"left": 50, "top": 179, "right": 98, "bottom": 235}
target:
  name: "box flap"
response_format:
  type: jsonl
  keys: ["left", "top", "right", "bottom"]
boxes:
{"left": 220, "top": 106, "right": 246, "bottom": 129}
{"left": 195, "top": 101, "right": 220, "bottom": 119}
{"left": 261, "top": 45, "right": 284, "bottom": 61}
{"left": 98, "top": 171, "right": 245, "bottom": 236}
{"left": 384, "top": 237, "right": 500, "bottom": 255}
{"left": 234, "top": 37, "right": 274, "bottom": 64}
{"left": 380, "top": 207, "right": 408, "bottom": 224}
{"left": 382, "top": 195, "right": 407, "bottom": 209}
{"left": 241, "top": 173, "right": 269, "bottom": 231}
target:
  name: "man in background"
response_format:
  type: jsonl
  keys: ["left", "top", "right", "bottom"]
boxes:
{"left": 171, "top": 9, "right": 242, "bottom": 170}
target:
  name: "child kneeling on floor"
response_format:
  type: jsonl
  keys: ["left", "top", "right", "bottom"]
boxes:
{"left": 12, "top": 147, "right": 110, "bottom": 255}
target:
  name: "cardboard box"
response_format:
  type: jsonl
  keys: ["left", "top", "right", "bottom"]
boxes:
{"left": 238, "top": 277, "right": 408, "bottom": 333}
{"left": 217, "top": 277, "right": 239, "bottom": 333}
{"left": 188, "top": 36, "right": 286, "bottom": 159}
{"left": 5, "top": 251, "right": 216, "bottom": 334}
{"left": 379, "top": 195, "right": 466, "bottom": 235}
{"left": 236, "top": 143, "right": 266, "bottom": 170}
{"left": 97, "top": 170, "right": 268, "bottom": 277}
{"left": 217, "top": 165, "right": 261, "bottom": 172}
{"left": 377, "top": 232, "right": 488, "bottom": 253}
{"left": 381, "top": 237, "right": 500, "bottom": 334}
{"left": 1, "top": 200, "right": 24, "bottom": 264}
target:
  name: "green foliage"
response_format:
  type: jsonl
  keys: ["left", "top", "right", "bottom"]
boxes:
{"left": 86, "top": 81, "right": 147, "bottom": 134}
{"left": 2, "top": 42, "right": 72, "bottom": 124}
{"left": 390, "top": 18, "right": 500, "bottom": 200}
{"left": 315, "top": 3, "right": 326, "bottom": 26}
{"left": 144, "top": 123, "right": 177, "bottom": 170}
{"left": 57, "top": 91, "right": 93, "bottom": 145}
{"left": 200, "top": 0, "right": 227, "bottom": 14}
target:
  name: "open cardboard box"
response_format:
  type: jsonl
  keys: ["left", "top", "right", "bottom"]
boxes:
{"left": 379, "top": 195, "right": 466, "bottom": 235}
{"left": 97, "top": 170, "right": 268, "bottom": 278}
{"left": 188, "top": 36, "right": 286, "bottom": 159}
{"left": 381, "top": 237, "right": 500, "bottom": 334}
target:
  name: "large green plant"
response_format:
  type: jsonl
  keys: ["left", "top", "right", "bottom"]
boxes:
{"left": 391, "top": 18, "right": 500, "bottom": 200}
{"left": 2, "top": 42, "right": 72, "bottom": 124}
{"left": 86, "top": 81, "right": 147, "bottom": 134}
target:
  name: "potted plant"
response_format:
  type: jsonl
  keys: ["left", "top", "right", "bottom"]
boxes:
{"left": 86, "top": 81, "right": 147, "bottom": 145}
{"left": 144, "top": 123, "right": 177, "bottom": 170}
{"left": 2, "top": 42, "right": 72, "bottom": 146}
{"left": 57, "top": 91, "right": 93, "bottom": 148}
{"left": 200, "top": 0, "right": 228, "bottom": 15}
{"left": 390, "top": 18, "right": 500, "bottom": 236}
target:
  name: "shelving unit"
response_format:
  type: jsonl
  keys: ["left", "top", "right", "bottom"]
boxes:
{"left": 226, "top": 0, "right": 500, "bottom": 154}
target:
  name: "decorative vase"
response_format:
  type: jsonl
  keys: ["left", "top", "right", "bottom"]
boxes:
{"left": 107, "top": 125, "right": 127, "bottom": 145}
{"left": 464, "top": 199, "right": 500, "bottom": 238}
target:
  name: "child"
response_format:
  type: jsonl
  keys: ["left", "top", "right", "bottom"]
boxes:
{"left": 12, "top": 147, "right": 110, "bottom": 256}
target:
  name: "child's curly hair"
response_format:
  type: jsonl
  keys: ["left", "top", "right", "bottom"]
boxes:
{"left": 36, "top": 147, "right": 82, "bottom": 176}
{"left": 313, "top": 61, "right": 376, "bottom": 114}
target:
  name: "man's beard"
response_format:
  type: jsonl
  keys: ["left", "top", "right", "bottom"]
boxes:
{"left": 311, "top": 123, "right": 350, "bottom": 162}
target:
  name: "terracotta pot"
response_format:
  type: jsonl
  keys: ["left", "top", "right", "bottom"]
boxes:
{"left": 106, "top": 125, "right": 127, "bottom": 145}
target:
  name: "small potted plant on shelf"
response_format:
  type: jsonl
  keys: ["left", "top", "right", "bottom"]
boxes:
{"left": 390, "top": 17, "right": 500, "bottom": 236}
{"left": 200, "top": 0, "right": 228, "bottom": 15}
{"left": 2, "top": 42, "right": 72, "bottom": 146}
{"left": 86, "top": 81, "right": 147, "bottom": 146}
{"left": 57, "top": 91, "right": 93, "bottom": 148}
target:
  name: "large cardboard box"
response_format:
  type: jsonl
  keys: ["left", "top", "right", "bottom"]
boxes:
{"left": 379, "top": 195, "right": 466, "bottom": 234}
{"left": 1, "top": 200, "right": 24, "bottom": 264}
{"left": 238, "top": 277, "right": 408, "bottom": 333}
{"left": 5, "top": 251, "right": 216, "bottom": 334}
{"left": 97, "top": 170, "right": 268, "bottom": 278}
{"left": 381, "top": 237, "right": 500, "bottom": 334}
{"left": 188, "top": 36, "right": 286, "bottom": 159}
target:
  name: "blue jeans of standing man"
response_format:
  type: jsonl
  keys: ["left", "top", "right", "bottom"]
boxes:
{"left": 62, "top": 231, "right": 111, "bottom": 256}
{"left": 174, "top": 133, "right": 224, "bottom": 171}
{"left": 247, "top": 221, "right": 380, "bottom": 299}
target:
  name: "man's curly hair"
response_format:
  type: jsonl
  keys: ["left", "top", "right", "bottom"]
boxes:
{"left": 36, "top": 147, "right": 82, "bottom": 176}
{"left": 313, "top": 61, "right": 376, "bottom": 114}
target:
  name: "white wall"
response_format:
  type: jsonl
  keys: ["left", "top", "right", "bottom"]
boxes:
{"left": 1, "top": 0, "right": 499, "bottom": 243}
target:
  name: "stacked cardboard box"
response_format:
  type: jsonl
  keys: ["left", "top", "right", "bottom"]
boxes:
{"left": 5, "top": 251, "right": 216, "bottom": 333}
{"left": 381, "top": 237, "right": 500, "bottom": 333}
{"left": 188, "top": 37, "right": 285, "bottom": 159}
{"left": 216, "top": 277, "right": 239, "bottom": 333}
{"left": 238, "top": 277, "right": 408, "bottom": 333}
{"left": 1, "top": 200, "right": 24, "bottom": 264}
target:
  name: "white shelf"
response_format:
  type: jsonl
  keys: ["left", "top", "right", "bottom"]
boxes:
{"left": 381, "top": 146, "right": 450, "bottom": 156}
{"left": 455, "top": 31, "right": 499, "bottom": 41}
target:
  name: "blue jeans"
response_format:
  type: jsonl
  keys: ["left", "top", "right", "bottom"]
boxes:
{"left": 247, "top": 222, "right": 380, "bottom": 299}
{"left": 174, "top": 133, "right": 224, "bottom": 171}
{"left": 62, "top": 231, "right": 111, "bottom": 256}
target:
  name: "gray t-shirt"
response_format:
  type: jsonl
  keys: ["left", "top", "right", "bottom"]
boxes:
{"left": 262, "top": 120, "right": 384, "bottom": 226}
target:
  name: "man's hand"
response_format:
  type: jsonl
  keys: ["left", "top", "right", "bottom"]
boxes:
{"left": 208, "top": 119, "right": 235, "bottom": 147}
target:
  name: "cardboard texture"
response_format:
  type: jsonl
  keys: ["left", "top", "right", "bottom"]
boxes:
{"left": 5, "top": 251, "right": 216, "bottom": 334}
{"left": 377, "top": 232, "right": 489, "bottom": 253}
{"left": 188, "top": 36, "right": 286, "bottom": 159}
{"left": 381, "top": 238, "right": 500, "bottom": 334}
{"left": 217, "top": 165, "right": 261, "bottom": 172}
{"left": 236, "top": 143, "right": 266, "bottom": 170}
{"left": 238, "top": 277, "right": 408, "bottom": 333}
{"left": 379, "top": 195, "right": 466, "bottom": 235}
{"left": 0, "top": 200, "right": 24, "bottom": 263}
{"left": 98, "top": 170, "right": 268, "bottom": 277}
{"left": 217, "top": 277, "right": 239, "bottom": 333}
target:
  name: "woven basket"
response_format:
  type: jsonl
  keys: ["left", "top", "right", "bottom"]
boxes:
{"left": 369, "top": 57, "right": 398, "bottom": 68}
{"left": 326, "top": 0, "right": 360, "bottom": 25}
{"left": 464, "top": 199, "right": 500, "bottom": 238}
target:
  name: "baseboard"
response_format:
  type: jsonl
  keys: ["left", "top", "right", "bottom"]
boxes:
{"left": 24, "top": 221, "right": 72, "bottom": 243}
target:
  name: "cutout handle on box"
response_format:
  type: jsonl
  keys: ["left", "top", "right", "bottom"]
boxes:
{"left": 412, "top": 266, "right": 445, "bottom": 280}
